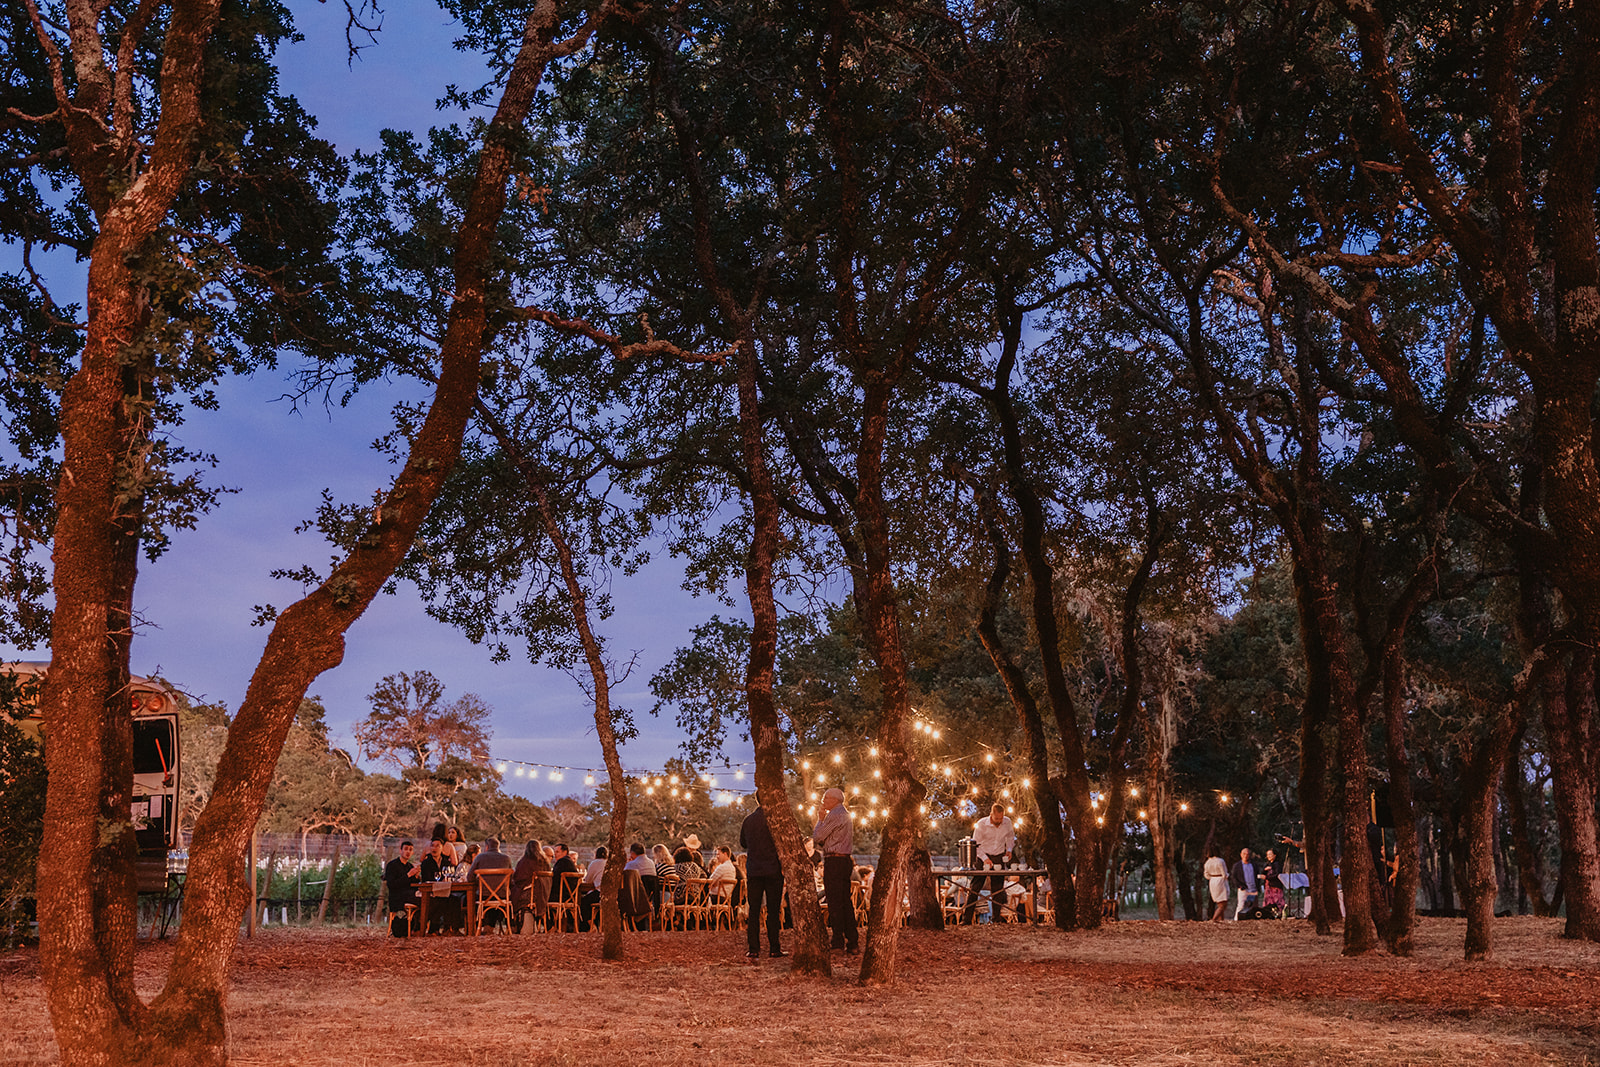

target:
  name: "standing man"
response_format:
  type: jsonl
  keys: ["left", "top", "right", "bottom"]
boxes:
{"left": 1230, "top": 847, "right": 1259, "bottom": 920}
{"left": 812, "top": 787, "right": 857, "bottom": 954}
{"left": 740, "top": 802, "right": 785, "bottom": 959}
{"left": 963, "top": 802, "right": 1016, "bottom": 925}
{"left": 384, "top": 841, "right": 421, "bottom": 936}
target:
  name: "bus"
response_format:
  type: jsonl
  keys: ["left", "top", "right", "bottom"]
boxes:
{"left": 3, "top": 661, "right": 181, "bottom": 891}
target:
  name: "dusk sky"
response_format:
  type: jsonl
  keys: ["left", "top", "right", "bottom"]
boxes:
{"left": 2, "top": 1, "right": 758, "bottom": 800}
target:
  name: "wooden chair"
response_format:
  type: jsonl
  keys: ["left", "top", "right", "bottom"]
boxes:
{"left": 657, "top": 874, "right": 679, "bottom": 930}
{"left": 547, "top": 871, "right": 582, "bottom": 932}
{"left": 518, "top": 873, "right": 550, "bottom": 934}
{"left": 620, "top": 869, "right": 653, "bottom": 931}
{"left": 474, "top": 869, "right": 513, "bottom": 934}
{"left": 705, "top": 879, "right": 736, "bottom": 931}
{"left": 674, "top": 877, "right": 709, "bottom": 930}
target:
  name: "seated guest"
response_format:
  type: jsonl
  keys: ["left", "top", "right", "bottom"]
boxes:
{"left": 418, "top": 840, "right": 462, "bottom": 934}
{"left": 652, "top": 843, "right": 676, "bottom": 882}
{"left": 579, "top": 846, "right": 609, "bottom": 932}
{"left": 672, "top": 846, "right": 705, "bottom": 903}
{"left": 708, "top": 846, "right": 737, "bottom": 901}
{"left": 512, "top": 839, "right": 550, "bottom": 917}
{"left": 419, "top": 839, "right": 451, "bottom": 883}
{"left": 468, "top": 837, "right": 514, "bottom": 931}
{"left": 549, "top": 842, "right": 579, "bottom": 929}
{"left": 384, "top": 842, "right": 421, "bottom": 936}
{"left": 470, "top": 837, "right": 513, "bottom": 877}
{"left": 443, "top": 824, "right": 467, "bottom": 865}
{"left": 623, "top": 842, "right": 654, "bottom": 876}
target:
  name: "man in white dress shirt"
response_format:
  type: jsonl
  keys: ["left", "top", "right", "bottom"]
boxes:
{"left": 962, "top": 803, "right": 1015, "bottom": 925}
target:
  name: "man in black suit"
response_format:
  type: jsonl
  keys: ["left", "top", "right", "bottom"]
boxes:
{"left": 740, "top": 803, "right": 785, "bottom": 959}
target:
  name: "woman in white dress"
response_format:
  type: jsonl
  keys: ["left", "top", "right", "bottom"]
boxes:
{"left": 1203, "top": 853, "right": 1229, "bottom": 921}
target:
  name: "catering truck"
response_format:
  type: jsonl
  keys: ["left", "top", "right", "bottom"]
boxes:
{"left": 3, "top": 661, "right": 181, "bottom": 891}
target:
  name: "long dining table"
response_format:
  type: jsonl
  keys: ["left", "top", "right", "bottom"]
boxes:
{"left": 934, "top": 868, "right": 1048, "bottom": 922}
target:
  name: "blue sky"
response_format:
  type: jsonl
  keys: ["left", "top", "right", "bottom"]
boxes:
{"left": 2, "top": 2, "right": 756, "bottom": 800}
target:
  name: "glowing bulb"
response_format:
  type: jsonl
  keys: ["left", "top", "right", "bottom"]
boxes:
{"left": 585, "top": 773, "right": 595, "bottom": 786}
{"left": 1022, "top": 778, "right": 1030, "bottom": 788}
{"left": 811, "top": 792, "right": 819, "bottom": 801}
{"left": 932, "top": 730, "right": 942, "bottom": 740}
{"left": 919, "top": 804, "right": 927, "bottom": 815}
{"left": 515, "top": 767, "right": 526, "bottom": 777}
{"left": 1179, "top": 802, "right": 1189, "bottom": 813}
{"left": 833, "top": 753, "right": 842, "bottom": 764}
{"left": 735, "top": 770, "right": 745, "bottom": 780}
{"left": 670, "top": 775, "right": 679, "bottom": 785}
{"left": 1220, "top": 793, "right": 1230, "bottom": 804}
{"left": 1138, "top": 809, "right": 1148, "bottom": 820}
{"left": 1015, "top": 818, "right": 1024, "bottom": 828}
{"left": 817, "top": 772, "right": 827, "bottom": 783}
{"left": 707, "top": 777, "right": 717, "bottom": 788}
{"left": 802, "top": 760, "right": 811, "bottom": 770}
{"left": 869, "top": 746, "right": 879, "bottom": 757}
{"left": 870, "top": 795, "right": 879, "bottom": 804}
{"left": 496, "top": 762, "right": 508, "bottom": 773}
{"left": 930, "top": 820, "right": 939, "bottom": 828}
{"left": 942, "top": 766, "right": 952, "bottom": 777}
{"left": 851, "top": 785, "right": 861, "bottom": 795}
{"left": 527, "top": 769, "right": 538, "bottom": 780}
{"left": 848, "top": 811, "right": 856, "bottom": 820}
{"left": 873, "top": 769, "right": 881, "bottom": 778}
{"left": 931, "top": 761, "right": 939, "bottom": 771}
{"left": 701, "top": 774, "right": 711, "bottom": 783}
{"left": 671, "top": 788, "right": 680, "bottom": 797}
{"left": 1007, "top": 806, "right": 1014, "bottom": 814}
{"left": 1096, "top": 816, "right": 1105, "bottom": 825}
{"left": 645, "top": 785, "right": 654, "bottom": 795}
{"left": 1001, "top": 788, "right": 1011, "bottom": 799}
{"left": 1129, "top": 787, "right": 1139, "bottom": 798}
{"left": 985, "top": 753, "right": 994, "bottom": 763}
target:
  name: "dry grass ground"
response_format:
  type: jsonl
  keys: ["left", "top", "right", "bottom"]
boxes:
{"left": 1, "top": 916, "right": 1597, "bottom": 1066}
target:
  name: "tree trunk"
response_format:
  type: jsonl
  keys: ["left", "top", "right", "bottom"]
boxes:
{"left": 1503, "top": 737, "right": 1554, "bottom": 916}
{"left": 974, "top": 497, "right": 1076, "bottom": 930}
{"left": 315, "top": 843, "right": 340, "bottom": 925}
{"left": 1379, "top": 626, "right": 1420, "bottom": 954}
{"left": 855, "top": 378, "right": 927, "bottom": 986}
{"left": 904, "top": 847, "right": 945, "bottom": 930}
{"left": 37, "top": 5, "right": 598, "bottom": 1062}
{"left": 1461, "top": 706, "right": 1518, "bottom": 959}
{"left": 1146, "top": 691, "right": 1179, "bottom": 921}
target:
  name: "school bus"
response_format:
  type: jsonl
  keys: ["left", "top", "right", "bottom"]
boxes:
{"left": 3, "top": 661, "right": 181, "bottom": 890}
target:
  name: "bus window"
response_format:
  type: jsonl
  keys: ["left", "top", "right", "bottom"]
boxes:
{"left": 133, "top": 718, "right": 175, "bottom": 780}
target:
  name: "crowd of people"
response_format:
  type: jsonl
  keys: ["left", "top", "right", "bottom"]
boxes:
{"left": 380, "top": 792, "right": 881, "bottom": 954}
{"left": 1204, "top": 845, "right": 1297, "bottom": 921}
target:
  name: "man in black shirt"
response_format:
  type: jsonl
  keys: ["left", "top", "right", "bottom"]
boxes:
{"left": 549, "top": 842, "right": 579, "bottom": 930}
{"left": 384, "top": 841, "right": 421, "bottom": 936}
{"left": 740, "top": 803, "right": 785, "bottom": 959}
